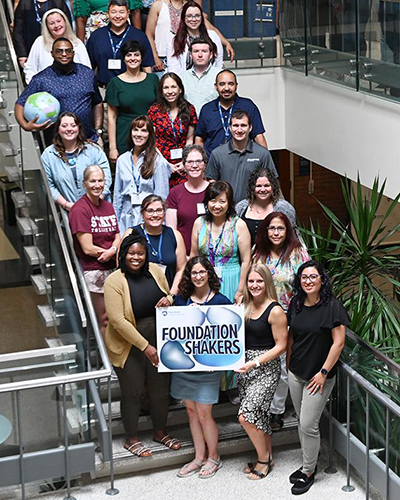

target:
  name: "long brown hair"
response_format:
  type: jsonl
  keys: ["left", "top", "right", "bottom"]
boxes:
{"left": 52, "top": 112, "right": 89, "bottom": 162}
{"left": 127, "top": 116, "right": 157, "bottom": 180}
{"left": 157, "top": 73, "right": 191, "bottom": 124}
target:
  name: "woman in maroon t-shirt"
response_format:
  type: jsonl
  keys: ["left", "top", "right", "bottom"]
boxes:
{"left": 69, "top": 165, "right": 120, "bottom": 337}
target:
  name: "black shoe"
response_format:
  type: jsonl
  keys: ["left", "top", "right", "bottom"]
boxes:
{"left": 271, "top": 413, "right": 284, "bottom": 431}
{"left": 291, "top": 471, "right": 316, "bottom": 495}
{"left": 289, "top": 465, "right": 317, "bottom": 484}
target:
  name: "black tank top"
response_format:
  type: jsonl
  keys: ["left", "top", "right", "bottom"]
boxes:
{"left": 245, "top": 301, "right": 281, "bottom": 350}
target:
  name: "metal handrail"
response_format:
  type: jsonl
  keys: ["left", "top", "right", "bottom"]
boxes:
{"left": 60, "top": 207, "right": 112, "bottom": 374}
{"left": 0, "top": 345, "right": 76, "bottom": 363}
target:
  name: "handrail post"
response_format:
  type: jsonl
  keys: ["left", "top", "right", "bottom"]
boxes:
{"left": 16, "top": 391, "right": 26, "bottom": 500}
{"left": 106, "top": 376, "right": 119, "bottom": 496}
{"left": 342, "top": 375, "right": 355, "bottom": 492}
{"left": 385, "top": 407, "right": 390, "bottom": 500}
{"left": 324, "top": 396, "right": 337, "bottom": 474}
{"left": 365, "top": 393, "right": 370, "bottom": 500}
{"left": 63, "top": 383, "right": 77, "bottom": 500}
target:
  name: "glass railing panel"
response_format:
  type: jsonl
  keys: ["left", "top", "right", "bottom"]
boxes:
{"left": 280, "top": 0, "right": 308, "bottom": 74}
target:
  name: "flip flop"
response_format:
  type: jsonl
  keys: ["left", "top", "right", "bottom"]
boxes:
{"left": 199, "top": 457, "right": 223, "bottom": 479}
{"left": 177, "top": 459, "right": 205, "bottom": 478}
{"left": 153, "top": 434, "right": 181, "bottom": 450}
{"left": 124, "top": 442, "right": 152, "bottom": 457}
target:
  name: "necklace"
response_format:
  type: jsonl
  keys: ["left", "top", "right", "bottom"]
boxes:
{"left": 191, "top": 288, "right": 212, "bottom": 305}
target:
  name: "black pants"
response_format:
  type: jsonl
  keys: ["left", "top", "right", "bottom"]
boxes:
{"left": 114, "top": 317, "right": 170, "bottom": 438}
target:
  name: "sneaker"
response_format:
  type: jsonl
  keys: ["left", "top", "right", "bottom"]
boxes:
{"left": 291, "top": 471, "right": 316, "bottom": 495}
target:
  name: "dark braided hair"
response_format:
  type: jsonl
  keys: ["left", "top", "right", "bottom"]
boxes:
{"left": 118, "top": 230, "right": 150, "bottom": 276}
{"left": 292, "top": 260, "right": 333, "bottom": 313}
{"left": 178, "top": 256, "right": 220, "bottom": 299}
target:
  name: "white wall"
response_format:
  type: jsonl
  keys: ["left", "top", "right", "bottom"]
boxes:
{"left": 239, "top": 67, "right": 400, "bottom": 200}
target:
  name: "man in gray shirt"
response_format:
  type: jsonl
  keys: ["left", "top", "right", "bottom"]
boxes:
{"left": 205, "top": 110, "right": 277, "bottom": 202}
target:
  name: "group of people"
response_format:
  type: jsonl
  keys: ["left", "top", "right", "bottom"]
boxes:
{"left": 10, "top": 0, "right": 349, "bottom": 495}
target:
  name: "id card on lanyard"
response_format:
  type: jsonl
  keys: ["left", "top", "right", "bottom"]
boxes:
{"left": 108, "top": 27, "right": 130, "bottom": 70}
{"left": 143, "top": 226, "right": 164, "bottom": 265}
{"left": 169, "top": 111, "right": 183, "bottom": 160}
{"left": 130, "top": 154, "right": 146, "bottom": 205}
{"left": 218, "top": 102, "right": 233, "bottom": 143}
{"left": 33, "top": 0, "right": 48, "bottom": 24}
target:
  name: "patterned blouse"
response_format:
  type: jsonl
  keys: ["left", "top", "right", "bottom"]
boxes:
{"left": 198, "top": 216, "right": 240, "bottom": 267}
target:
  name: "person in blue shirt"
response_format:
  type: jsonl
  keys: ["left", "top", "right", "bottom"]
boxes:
{"left": 195, "top": 69, "right": 267, "bottom": 157}
{"left": 86, "top": 0, "right": 155, "bottom": 87}
{"left": 15, "top": 37, "right": 103, "bottom": 146}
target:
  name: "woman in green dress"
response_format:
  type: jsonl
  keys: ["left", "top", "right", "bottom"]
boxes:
{"left": 106, "top": 40, "right": 158, "bottom": 163}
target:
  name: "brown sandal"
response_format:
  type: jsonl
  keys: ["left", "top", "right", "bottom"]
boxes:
{"left": 153, "top": 434, "right": 181, "bottom": 450}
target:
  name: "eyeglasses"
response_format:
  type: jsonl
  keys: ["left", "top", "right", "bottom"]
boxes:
{"left": 267, "top": 226, "right": 286, "bottom": 233}
{"left": 54, "top": 48, "right": 73, "bottom": 54}
{"left": 191, "top": 270, "right": 208, "bottom": 277}
{"left": 185, "top": 160, "right": 204, "bottom": 167}
{"left": 300, "top": 274, "right": 321, "bottom": 282}
{"left": 185, "top": 14, "right": 202, "bottom": 20}
{"left": 145, "top": 208, "right": 164, "bottom": 215}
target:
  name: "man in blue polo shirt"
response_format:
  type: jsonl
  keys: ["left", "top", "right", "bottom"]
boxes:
{"left": 195, "top": 69, "right": 268, "bottom": 157}
{"left": 86, "top": 0, "right": 155, "bottom": 88}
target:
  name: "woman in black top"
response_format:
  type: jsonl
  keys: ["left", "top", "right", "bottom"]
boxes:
{"left": 235, "top": 263, "right": 288, "bottom": 480}
{"left": 287, "top": 260, "right": 349, "bottom": 495}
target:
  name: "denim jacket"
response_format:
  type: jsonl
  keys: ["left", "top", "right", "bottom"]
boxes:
{"left": 41, "top": 143, "right": 112, "bottom": 203}
{"left": 113, "top": 149, "right": 171, "bottom": 235}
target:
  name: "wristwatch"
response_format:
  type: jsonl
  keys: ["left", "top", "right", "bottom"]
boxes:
{"left": 320, "top": 368, "right": 329, "bottom": 376}
{"left": 255, "top": 357, "right": 261, "bottom": 368}
{"left": 96, "top": 128, "right": 103, "bottom": 136}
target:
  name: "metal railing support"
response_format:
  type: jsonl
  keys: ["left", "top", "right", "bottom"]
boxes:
{"left": 325, "top": 397, "right": 337, "bottom": 474}
{"left": 63, "top": 383, "right": 76, "bottom": 500}
{"left": 106, "top": 377, "right": 119, "bottom": 496}
{"left": 16, "top": 391, "right": 26, "bottom": 500}
{"left": 342, "top": 375, "right": 356, "bottom": 492}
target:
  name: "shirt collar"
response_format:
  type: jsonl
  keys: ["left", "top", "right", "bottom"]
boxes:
{"left": 228, "top": 138, "right": 253, "bottom": 154}
{"left": 215, "top": 93, "right": 239, "bottom": 111}
{"left": 108, "top": 25, "right": 130, "bottom": 38}
{"left": 51, "top": 62, "right": 77, "bottom": 76}
{"left": 191, "top": 63, "right": 213, "bottom": 78}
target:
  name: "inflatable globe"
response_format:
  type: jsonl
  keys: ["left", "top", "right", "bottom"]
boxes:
{"left": 23, "top": 92, "right": 60, "bottom": 125}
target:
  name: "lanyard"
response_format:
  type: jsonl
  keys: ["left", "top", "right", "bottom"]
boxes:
{"left": 186, "top": 288, "right": 212, "bottom": 306}
{"left": 168, "top": 111, "right": 183, "bottom": 144}
{"left": 218, "top": 101, "right": 233, "bottom": 142}
{"left": 131, "top": 153, "right": 141, "bottom": 193}
{"left": 108, "top": 26, "right": 130, "bottom": 59}
{"left": 208, "top": 221, "right": 226, "bottom": 267}
{"left": 266, "top": 253, "right": 283, "bottom": 276}
{"left": 143, "top": 226, "right": 163, "bottom": 263}
{"left": 33, "top": 0, "right": 48, "bottom": 24}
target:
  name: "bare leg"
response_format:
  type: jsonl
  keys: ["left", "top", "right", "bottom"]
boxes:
{"left": 90, "top": 292, "right": 108, "bottom": 338}
{"left": 239, "top": 414, "right": 271, "bottom": 479}
{"left": 196, "top": 402, "right": 221, "bottom": 477}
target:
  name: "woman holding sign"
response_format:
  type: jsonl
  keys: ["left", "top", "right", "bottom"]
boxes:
{"left": 104, "top": 230, "right": 181, "bottom": 456}
{"left": 236, "top": 263, "right": 288, "bottom": 480}
{"left": 171, "top": 256, "right": 231, "bottom": 478}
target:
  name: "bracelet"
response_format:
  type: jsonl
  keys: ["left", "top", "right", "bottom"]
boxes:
{"left": 111, "top": 246, "right": 117, "bottom": 253}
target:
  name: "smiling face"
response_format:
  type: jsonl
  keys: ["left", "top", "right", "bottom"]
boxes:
{"left": 58, "top": 116, "right": 79, "bottom": 143}
{"left": 254, "top": 176, "right": 273, "bottom": 203}
{"left": 267, "top": 216, "right": 287, "bottom": 249}
{"left": 184, "top": 150, "right": 206, "bottom": 179}
{"left": 47, "top": 13, "right": 66, "bottom": 39}
{"left": 108, "top": 4, "right": 129, "bottom": 30}
{"left": 51, "top": 40, "right": 74, "bottom": 65}
{"left": 247, "top": 271, "right": 266, "bottom": 299}
{"left": 125, "top": 243, "right": 147, "bottom": 274}
{"left": 191, "top": 43, "right": 213, "bottom": 67}
{"left": 208, "top": 191, "right": 229, "bottom": 218}
{"left": 124, "top": 50, "right": 142, "bottom": 70}
{"left": 215, "top": 71, "right": 237, "bottom": 102}
{"left": 83, "top": 169, "right": 105, "bottom": 199}
{"left": 131, "top": 124, "right": 150, "bottom": 148}
{"left": 190, "top": 263, "right": 209, "bottom": 288}
{"left": 300, "top": 266, "right": 322, "bottom": 296}
{"left": 230, "top": 116, "right": 252, "bottom": 143}
{"left": 142, "top": 200, "right": 165, "bottom": 230}
{"left": 162, "top": 76, "right": 181, "bottom": 106}
{"left": 185, "top": 6, "right": 202, "bottom": 32}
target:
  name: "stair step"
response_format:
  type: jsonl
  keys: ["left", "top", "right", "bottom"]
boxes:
{"left": 16, "top": 216, "right": 37, "bottom": 236}
{"left": 0, "top": 113, "right": 11, "bottom": 132}
{"left": 0, "top": 141, "right": 18, "bottom": 157}
{"left": 37, "top": 304, "right": 59, "bottom": 328}
{"left": 30, "top": 274, "right": 50, "bottom": 295}
{"left": 4, "top": 165, "right": 21, "bottom": 183}
{"left": 0, "top": 93, "right": 7, "bottom": 109}
{"left": 11, "top": 189, "right": 30, "bottom": 208}
{"left": 24, "top": 246, "right": 44, "bottom": 266}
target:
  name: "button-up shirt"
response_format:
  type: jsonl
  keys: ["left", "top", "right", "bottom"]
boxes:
{"left": 17, "top": 63, "right": 102, "bottom": 140}
{"left": 181, "top": 64, "right": 219, "bottom": 115}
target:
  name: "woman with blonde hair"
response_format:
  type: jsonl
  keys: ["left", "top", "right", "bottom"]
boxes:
{"left": 24, "top": 8, "right": 91, "bottom": 83}
{"left": 235, "top": 263, "right": 288, "bottom": 480}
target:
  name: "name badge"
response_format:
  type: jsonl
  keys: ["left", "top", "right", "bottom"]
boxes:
{"left": 197, "top": 203, "right": 206, "bottom": 215}
{"left": 158, "top": 263, "right": 167, "bottom": 274}
{"left": 131, "top": 192, "right": 147, "bottom": 205}
{"left": 108, "top": 59, "right": 121, "bottom": 70}
{"left": 215, "top": 267, "right": 223, "bottom": 278}
{"left": 170, "top": 148, "right": 183, "bottom": 160}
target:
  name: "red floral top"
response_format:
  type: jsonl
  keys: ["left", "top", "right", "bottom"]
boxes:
{"left": 148, "top": 102, "right": 198, "bottom": 188}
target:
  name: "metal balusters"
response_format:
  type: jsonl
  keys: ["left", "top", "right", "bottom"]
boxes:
{"left": 342, "top": 375, "right": 355, "bottom": 492}
{"left": 106, "top": 376, "right": 119, "bottom": 496}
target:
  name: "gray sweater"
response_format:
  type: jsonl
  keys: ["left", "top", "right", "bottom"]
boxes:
{"left": 235, "top": 198, "right": 297, "bottom": 229}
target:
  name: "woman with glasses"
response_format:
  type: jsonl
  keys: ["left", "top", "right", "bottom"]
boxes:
{"left": 287, "top": 260, "right": 348, "bottom": 495}
{"left": 253, "top": 212, "right": 310, "bottom": 430}
{"left": 171, "top": 256, "right": 231, "bottom": 478}
{"left": 121, "top": 195, "right": 186, "bottom": 295}
{"left": 166, "top": 145, "right": 209, "bottom": 254}
{"left": 113, "top": 116, "right": 171, "bottom": 234}
{"left": 41, "top": 112, "right": 112, "bottom": 211}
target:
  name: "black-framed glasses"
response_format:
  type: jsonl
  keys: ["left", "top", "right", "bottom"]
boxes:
{"left": 300, "top": 274, "right": 321, "bottom": 282}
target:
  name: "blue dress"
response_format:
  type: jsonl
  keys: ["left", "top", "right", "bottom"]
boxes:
{"left": 170, "top": 293, "right": 232, "bottom": 404}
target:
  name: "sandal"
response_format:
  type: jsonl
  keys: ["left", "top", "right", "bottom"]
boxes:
{"left": 247, "top": 458, "right": 272, "bottom": 480}
{"left": 244, "top": 458, "right": 274, "bottom": 474}
{"left": 124, "top": 441, "right": 152, "bottom": 457}
{"left": 199, "top": 457, "right": 223, "bottom": 479}
{"left": 153, "top": 434, "right": 181, "bottom": 450}
{"left": 177, "top": 459, "right": 205, "bottom": 478}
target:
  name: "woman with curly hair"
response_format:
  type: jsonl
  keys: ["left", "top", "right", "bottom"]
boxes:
{"left": 287, "top": 260, "right": 348, "bottom": 495}
{"left": 41, "top": 112, "right": 111, "bottom": 210}
{"left": 171, "top": 256, "right": 231, "bottom": 478}
{"left": 235, "top": 263, "right": 287, "bottom": 480}
{"left": 148, "top": 72, "right": 197, "bottom": 188}
{"left": 235, "top": 167, "right": 296, "bottom": 247}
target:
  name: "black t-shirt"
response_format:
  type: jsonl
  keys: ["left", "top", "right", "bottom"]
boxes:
{"left": 288, "top": 296, "right": 350, "bottom": 380}
{"left": 245, "top": 302, "right": 281, "bottom": 350}
{"left": 126, "top": 271, "right": 165, "bottom": 320}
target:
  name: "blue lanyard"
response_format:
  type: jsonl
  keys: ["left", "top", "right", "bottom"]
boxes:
{"left": 108, "top": 27, "right": 130, "bottom": 59}
{"left": 33, "top": 0, "right": 48, "bottom": 24}
{"left": 168, "top": 111, "right": 183, "bottom": 144}
{"left": 143, "top": 226, "right": 163, "bottom": 263}
{"left": 218, "top": 102, "right": 233, "bottom": 142}
{"left": 266, "top": 253, "right": 283, "bottom": 276}
{"left": 186, "top": 288, "right": 212, "bottom": 306}
{"left": 130, "top": 153, "right": 141, "bottom": 193}
{"left": 208, "top": 221, "right": 226, "bottom": 267}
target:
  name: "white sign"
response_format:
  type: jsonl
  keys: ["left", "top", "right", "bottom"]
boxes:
{"left": 156, "top": 305, "right": 245, "bottom": 372}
